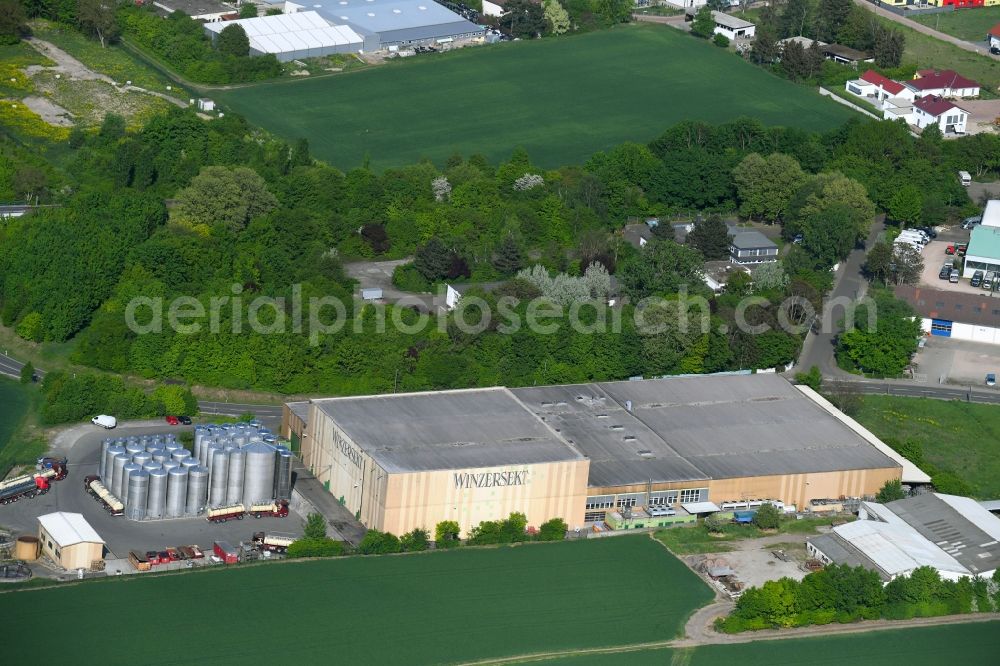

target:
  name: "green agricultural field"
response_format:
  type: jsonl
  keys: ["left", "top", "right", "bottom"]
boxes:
{"left": 216, "top": 25, "right": 854, "bottom": 169}
{"left": 913, "top": 7, "right": 1000, "bottom": 44}
{"left": 542, "top": 621, "right": 1000, "bottom": 664}
{"left": 0, "top": 536, "right": 713, "bottom": 665}
{"left": 852, "top": 396, "right": 1000, "bottom": 499}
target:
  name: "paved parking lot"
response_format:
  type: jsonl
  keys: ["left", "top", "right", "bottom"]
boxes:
{"left": 917, "top": 239, "right": 987, "bottom": 294}
{"left": 0, "top": 423, "right": 305, "bottom": 563}
{"left": 912, "top": 336, "right": 1000, "bottom": 387}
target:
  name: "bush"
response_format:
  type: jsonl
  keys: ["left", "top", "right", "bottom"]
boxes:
{"left": 875, "top": 479, "right": 906, "bottom": 503}
{"left": 392, "top": 263, "right": 431, "bottom": 292}
{"left": 287, "top": 537, "right": 346, "bottom": 558}
{"left": 304, "top": 512, "right": 327, "bottom": 539}
{"left": 435, "top": 520, "right": 461, "bottom": 547}
{"left": 358, "top": 529, "right": 402, "bottom": 555}
{"left": 712, "top": 33, "right": 730, "bottom": 48}
{"left": 400, "top": 527, "right": 430, "bottom": 552}
{"left": 537, "top": 517, "right": 567, "bottom": 541}
{"left": 40, "top": 371, "right": 159, "bottom": 424}
{"left": 751, "top": 502, "right": 780, "bottom": 530}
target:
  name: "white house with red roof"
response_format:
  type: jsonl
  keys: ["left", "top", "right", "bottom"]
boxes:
{"left": 845, "top": 70, "right": 914, "bottom": 102}
{"left": 903, "top": 70, "right": 980, "bottom": 99}
{"left": 912, "top": 96, "right": 968, "bottom": 134}
{"left": 989, "top": 23, "right": 1000, "bottom": 51}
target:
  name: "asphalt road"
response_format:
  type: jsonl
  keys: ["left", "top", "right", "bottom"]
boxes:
{"left": 0, "top": 423, "right": 304, "bottom": 557}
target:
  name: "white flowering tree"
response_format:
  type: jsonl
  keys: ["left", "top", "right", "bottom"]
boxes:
{"left": 431, "top": 176, "right": 451, "bottom": 202}
{"left": 515, "top": 262, "right": 611, "bottom": 306}
{"left": 750, "top": 262, "right": 789, "bottom": 292}
{"left": 513, "top": 173, "right": 544, "bottom": 191}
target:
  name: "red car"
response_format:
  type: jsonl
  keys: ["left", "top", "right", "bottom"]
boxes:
{"left": 165, "top": 415, "right": 179, "bottom": 425}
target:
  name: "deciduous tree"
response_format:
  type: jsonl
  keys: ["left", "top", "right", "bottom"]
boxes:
{"left": 435, "top": 520, "right": 461, "bottom": 547}
{"left": 751, "top": 502, "right": 781, "bottom": 529}
{"left": 876, "top": 479, "right": 906, "bottom": 503}
{"left": 175, "top": 166, "right": 278, "bottom": 234}
{"left": 691, "top": 6, "right": 716, "bottom": 39}
{"left": 304, "top": 512, "right": 328, "bottom": 539}
{"left": 77, "top": 0, "right": 118, "bottom": 48}
{"left": 733, "top": 152, "right": 807, "bottom": 222}
{"left": 0, "top": 0, "right": 27, "bottom": 45}
{"left": 217, "top": 23, "right": 251, "bottom": 58}
{"left": 543, "top": 0, "right": 570, "bottom": 34}
{"left": 686, "top": 215, "right": 730, "bottom": 260}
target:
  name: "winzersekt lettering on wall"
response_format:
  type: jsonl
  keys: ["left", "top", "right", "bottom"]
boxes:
{"left": 454, "top": 471, "right": 529, "bottom": 489}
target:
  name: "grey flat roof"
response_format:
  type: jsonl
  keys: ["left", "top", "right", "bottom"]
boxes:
{"left": 729, "top": 230, "right": 777, "bottom": 250}
{"left": 886, "top": 493, "right": 1000, "bottom": 575}
{"left": 312, "top": 388, "right": 584, "bottom": 473}
{"left": 512, "top": 375, "right": 898, "bottom": 488}
{"left": 153, "top": 0, "right": 232, "bottom": 15}
{"left": 808, "top": 533, "right": 886, "bottom": 579}
{"left": 287, "top": 401, "right": 310, "bottom": 423}
{"left": 713, "top": 12, "right": 754, "bottom": 30}
{"left": 310, "top": 0, "right": 482, "bottom": 43}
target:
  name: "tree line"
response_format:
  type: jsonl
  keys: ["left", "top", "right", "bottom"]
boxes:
{"left": 287, "top": 512, "right": 568, "bottom": 558}
{"left": 719, "top": 563, "right": 1000, "bottom": 632}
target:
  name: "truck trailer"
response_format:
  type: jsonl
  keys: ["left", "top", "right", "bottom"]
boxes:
{"left": 0, "top": 475, "right": 49, "bottom": 504}
{"left": 248, "top": 500, "right": 289, "bottom": 518}
{"left": 206, "top": 504, "right": 246, "bottom": 523}
{"left": 213, "top": 541, "right": 239, "bottom": 564}
{"left": 252, "top": 531, "right": 295, "bottom": 553}
{"left": 84, "top": 475, "right": 124, "bottom": 516}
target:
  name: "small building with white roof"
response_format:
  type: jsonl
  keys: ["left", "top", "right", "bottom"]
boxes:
{"left": 37, "top": 512, "right": 105, "bottom": 570}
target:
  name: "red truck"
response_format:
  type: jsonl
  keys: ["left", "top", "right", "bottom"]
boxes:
{"left": 248, "top": 500, "right": 290, "bottom": 518}
{"left": 213, "top": 541, "right": 239, "bottom": 565}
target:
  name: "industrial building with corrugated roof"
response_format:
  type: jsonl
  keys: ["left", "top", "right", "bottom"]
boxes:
{"left": 283, "top": 374, "right": 914, "bottom": 537}
{"left": 808, "top": 493, "right": 1000, "bottom": 581}
{"left": 204, "top": 11, "right": 364, "bottom": 60}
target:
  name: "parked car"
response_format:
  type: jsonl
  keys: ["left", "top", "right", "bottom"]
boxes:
{"left": 939, "top": 264, "right": 953, "bottom": 280}
{"left": 792, "top": 233, "right": 803, "bottom": 244}
{"left": 165, "top": 415, "right": 179, "bottom": 426}
{"left": 984, "top": 272, "right": 995, "bottom": 290}
{"left": 91, "top": 414, "right": 117, "bottom": 429}
{"left": 991, "top": 46, "right": 1000, "bottom": 56}
{"left": 962, "top": 216, "right": 982, "bottom": 230}
{"left": 949, "top": 269, "right": 960, "bottom": 283}
{"left": 178, "top": 415, "right": 192, "bottom": 425}
{"left": 972, "top": 270, "right": 984, "bottom": 287}
{"left": 916, "top": 226, "right": 937, "bottom": 239}
{"left": 987, "top": 373, "right": 996, "bottom": 387}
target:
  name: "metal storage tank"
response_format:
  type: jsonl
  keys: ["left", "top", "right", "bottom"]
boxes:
{"left": 208, "top": 449, "right": 229, "bottom": 507}
{"left": 110, "top": 452, "right": 129, "bottom": 498}
{"left": 273, "top": 449, "right": 293, "bottom": 501}
{"left": 152, "top": 450, "right": 171, "bottom": 464}
{"left": 185, "top": 466, "right": 209, "bottom": 516}
{"left": 243, "top": 443, "right": 276, "bottom": 505}
{"left": 180, "top": 456, "right": 200, "bottom": 471}
{"left": 165, "top": 441, "right": 182, "bottom": 454}
{"left": 104, "top": 445, "right": 125, "bottom": 485}
{"left": 125, "top": 442, "right": 144, "bottom": 457}
{"left": 133, "top": 452, "right": 152, "bottom": 468}
{"left": 99, "top": 439, "right": 112, "bottom": 479}
{"left": 145, "top": 443, "right": 162, "bottom": 453}
{"left": 126, "top": 470, "right": 149, "bottom": 520}
{"left": 193, "top": 437, "right": 203, "bottom": 464}
{"left": 142, "top": 461, "right": 162, "bottom": 473}
{"left": 161, "top": 459, "right": 180, "bottom": 472}
{"left": 172, "top": 448, "right": 191, "bottom": 462}
{"left": 225, "top": 449, "right": 245, "bottom": 505}
{"left": 147, "top": 468, "right": 168, "bottom": 519}
{"left": 197, "top": 440, "right": 212, "bottom": 467}
{"left": 121, "top": 463, "right": 141, "bottom": 508}
{"left": 165, "top": 467, "right": 188, "bottom": 518}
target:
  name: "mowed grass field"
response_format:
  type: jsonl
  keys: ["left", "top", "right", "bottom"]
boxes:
{"left": 543, "top": 621, "right": 1000, "bottom": 664}
{"left": 913, "top": 7, "right": 1000, "bottom": 44}
{"left": 0, "top": 536, "right": 713, "bottom": 665}
{"left": 852, "top": 396, "right": 1000, "bottom": 499}
{"left": 216, "top": 25, "right": 854, "bottom": 169}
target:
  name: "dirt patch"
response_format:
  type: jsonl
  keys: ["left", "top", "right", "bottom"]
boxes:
{"left": 21, "top": 95, "right": 74, "bottom": 126}
{"left": 25, "top": 38, "right": 113, "bottom": 83}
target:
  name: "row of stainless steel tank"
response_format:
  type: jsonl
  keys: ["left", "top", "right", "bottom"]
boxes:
{"left": 97, "top": 422, "right": 292, "bottom": 520}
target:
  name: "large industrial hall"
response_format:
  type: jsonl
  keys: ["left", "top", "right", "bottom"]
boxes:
{"left": 283, "top": 374, "right": 919, "bottom": 537}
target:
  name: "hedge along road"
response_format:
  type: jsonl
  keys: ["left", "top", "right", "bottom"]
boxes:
{"left": 0, "top": 536, "right": 714, "bottom": 665}
{"left": 214, "top": 24, "right": 855, "bottom": 170}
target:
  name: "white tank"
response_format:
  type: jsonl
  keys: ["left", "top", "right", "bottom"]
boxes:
{"left": 208, "top": 449, "right": 229, "bottom": 507}
{"left": 142, "top": 461, "right": 162, "bottom": 473}
{"left": 166, "top": 467, "right": 188, "bottom": 518}
{"left": 125, "top": 470, "right": 149, "bottom": 520}
{"left": 147, "top": 468, "right": 168, "bottom": 519}
{"left": 110, "top": 453, "right": 129, "bottom": 498}
{"left": 226, "top": 450, "right": 246, "bottom": 505}
{"left": 242, "top": 443, "right": 277, "bottom": 506}
{"left": 121, "top": 463, "right": 141, "bottom": 508}
{"left": 185, "top": 466, "right": 209, "bottom": 516}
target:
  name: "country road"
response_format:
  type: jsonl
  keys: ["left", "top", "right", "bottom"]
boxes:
{"left": 852, "top": 0, "right": 995, "bottom": 57}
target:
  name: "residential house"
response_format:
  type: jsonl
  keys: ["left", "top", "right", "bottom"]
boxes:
{"left": 912, "top": 95, "right": 968, "bottom": 134}
{"left": 729, "top": 230, "right": 778, "bottom": 265}
{"left": 882, "top": 96, "right": 914, "bottom": 125}
{"left": 845, "top": 70, "right": 912, "bottom": 103}
{"left": 821, "top": 44, "right": 873, "bottom": 67}
{"left": 622, "top": 223, "right": 654, "bottom": 250}
{"left": 152, "top": 0, "right": 235, "bottom": 21}
{"left": 778, "top": 36, "right": 826, "bottom": 51}
{"left": 904, "top": 69, "right": 980, "bottom": 99}
{"left": 703, "top": 260, "right": 750, "bottom": 293}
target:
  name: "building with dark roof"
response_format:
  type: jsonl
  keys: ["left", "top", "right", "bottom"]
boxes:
{"left": 284, "top": 374, "right": 914, "bottom": 535}
{"left": 808, "top": 493, "right": 1000, "bottom": 581}
{"left": 729, "top": 229, "right": 778, "bottom": 265}
{"left": 904, "top": 69, "right": 980, "bottom": 99}
{"left": 821, "top": 44, "right": 873, "bottom": 67}
{"left": 912, "top": 95, "right": 968, "bottom": 134}
{"left": 895, "top": 283, "right": 1000, "bottom": 344}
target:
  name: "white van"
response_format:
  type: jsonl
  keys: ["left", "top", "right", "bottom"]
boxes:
{"left": 898, "top": 229, "right": 928, "bottom": 243}
{"left": 959, "top": 170, "right": 971, "bottom": 187}
{"left": 91, "top": 414, "right": 117, "bottom": 429}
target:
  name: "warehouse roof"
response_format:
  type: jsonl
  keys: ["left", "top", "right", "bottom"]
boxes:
{"left": 967, "top": 223, "right": 1000, "bottom": 258}
{"left": 204, "top": 12, "right": 363, "bottom": 54}
{"left": 286, "top": 400, "right": 310, "bottom": 423}
{"left": 810, "top": 494, "right": 1000, "bottom": 579}
{"left": 512, "top": 375, "right": 901, "bottom": 488}
{"left": 309, "top": 0, "right": 482, "bottom": 43}
{"left": 302, "top": 374, "right": 908, "bottom": 484}
{"left": 38, "top": 512, "right": 104, "bottom": 547}
{"left": 712, "top": 11, "right": 754, "bottom": 30}
{"left": 894, "top": 284, "right": 1000, "bottom": 331}
{"left": 311, "top": 388, "right": 584, "bottom": 473}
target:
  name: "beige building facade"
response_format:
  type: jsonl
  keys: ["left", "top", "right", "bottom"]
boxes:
{"left": 37, "top": 512, "right": 105, "bottom": 570}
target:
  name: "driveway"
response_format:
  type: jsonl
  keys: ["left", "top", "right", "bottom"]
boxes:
{"left": 851, "top": 0, "right": 994, "bottom": 57}
{"left": 343, "top": 258, "right": 437, "bottom": 313}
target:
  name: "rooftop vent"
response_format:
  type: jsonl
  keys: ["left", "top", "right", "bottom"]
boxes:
{"left": 623, "top": 435, "right": 637, "bottom": 442}
{"left": 638, "top": 450, "right": 653, "bottom": 458}
{"left": 610, "top": 425, "right": 624, "bottom": 431}
{"left": 595, "top": 414, "right": 608, "bottom": 419}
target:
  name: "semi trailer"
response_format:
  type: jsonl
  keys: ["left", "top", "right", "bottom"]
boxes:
{"left": 251, "top": 531, "right": 295, "bottom": 553}
{"left": 84, "top": 475, "right": 124, "bottom": 516}
{"left": 206, "top": 504, "right": 246, "bottom": 523}
{"left": 248, "top": 500, "right": 289, "bottom": 518}
{"left": 0, "top": 458, "right": 67, "bottom": 504}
